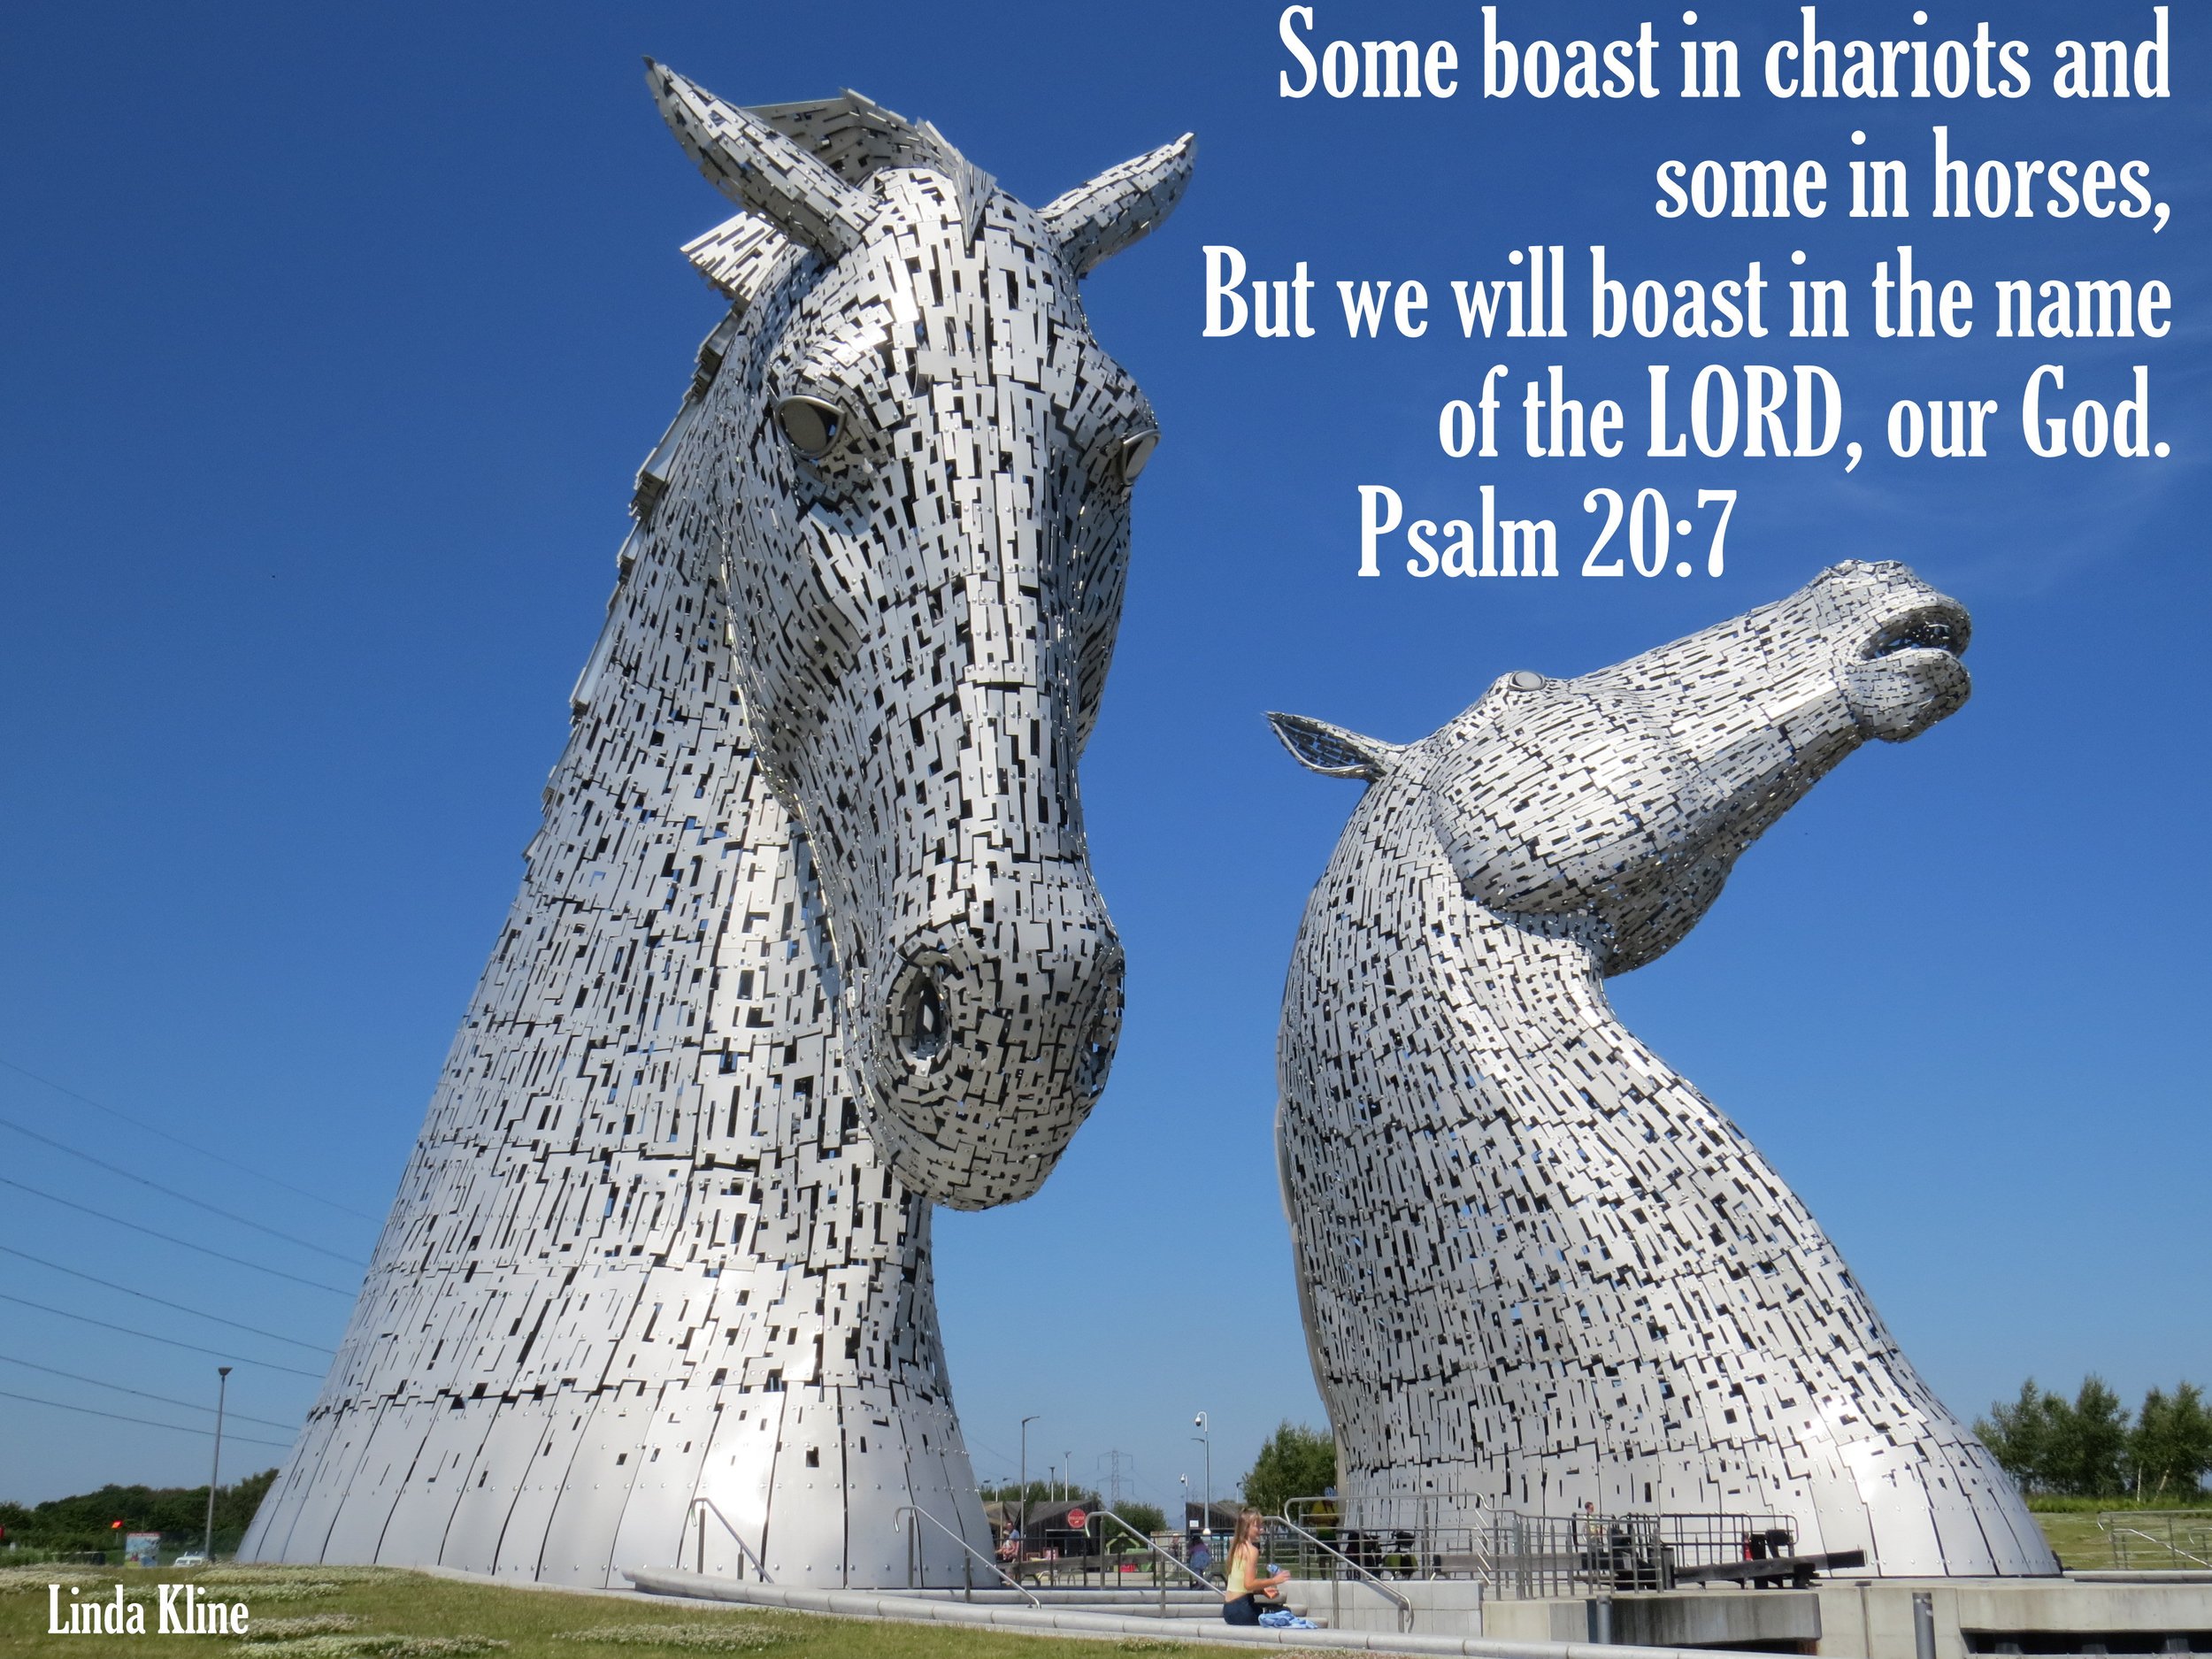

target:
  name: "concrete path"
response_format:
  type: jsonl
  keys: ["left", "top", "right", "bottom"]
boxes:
{"left": 624, "top": 1565, "right": 1718, "bottom": 1659}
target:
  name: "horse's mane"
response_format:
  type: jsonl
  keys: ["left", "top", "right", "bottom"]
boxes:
{"left": 681, "top": 89, "right": 994, "bottom": 303}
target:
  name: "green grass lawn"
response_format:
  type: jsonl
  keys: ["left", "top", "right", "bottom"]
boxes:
{"left": 0, "top": 1565, "right": 1207, "bottom": 1659}
{"left": 2035, "top": 1509, "right": 2119, "bottom": 1567}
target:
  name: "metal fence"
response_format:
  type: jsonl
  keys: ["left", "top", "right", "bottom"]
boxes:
{"left": 965, "top": 1493, "right": 1808, "bottom": 1601}
{"left": 1279, "top": 1494, "right": 1796, "bottom": 1599}
{"left": 2100, "top": 1511, "right": 2212, "bottom": 1571}
{"left": 1284, "top": 1492, "right": 1494, "bottom": 1585}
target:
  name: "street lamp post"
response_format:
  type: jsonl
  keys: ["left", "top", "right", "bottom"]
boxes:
{"left": 204, "top": 1367, "right": 231, "bottom": 1558}
{"left": 1019, "top": 1415, "right": 1040, "bottom": 1565}
{"left": 1193, "top": 1412, "right": 1211, "bottom": 1543}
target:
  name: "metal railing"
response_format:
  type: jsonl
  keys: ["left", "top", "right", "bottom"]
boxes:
{"left": 1491, "top": 1511, "right": 1670, "bottom": 1598}
{"left": 1287, "top": 1490, "right": 1495, "bottom": 1583}
{"left": 1271, "top": 1512, "right": 1415, "bottom": 1632}
{"left": 684, "top": 1497, "right": 772, "bottom": 1583}
{"left": 1483, "top": 1510, "right": 1796, "bottom": 1597}
{"left": 2099, "top": 1512, "right": 2212, "bottom": 1571}
{"left": 1085, "top": 1507, "right": 1224, "bottom": 1615}
{"left": 895, "top": 1505, "right": 1041, "bottom": 1605}
{"left": 1277, "top": 1494, "right": 1795, "bottom": 1599}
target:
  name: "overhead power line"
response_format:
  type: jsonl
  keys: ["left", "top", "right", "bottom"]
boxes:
{"left": 0, "top": 1386, "right": 293, "bottom": 1453}
{"left": 0, "top": 1114, "right": 368, "bottom": 1267}
{"left": 0, "top": 1175, "right": 356, "bottom": 1296}
{"left": 0, "top": 1354, "right": 300, "bottom": 1434}
{"left": 0, "top": 1290, "right": 326, "bottom": 1380}
{"left": 0, "top": 1245, "right": 337, "bottom": 1356}
{"left": 0, "top": 1053, "right": 379, "bottom": 1222}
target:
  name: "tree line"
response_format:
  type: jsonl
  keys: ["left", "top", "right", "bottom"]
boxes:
{"left": 1974, "top": 1379, "right": 2209, "bottom": 1502}
{"left": 978, "top": 1479, "right": 1102, "bottom": 1507}
{"left": 0, "top": 1469, "right": 278, "bottom": 1554}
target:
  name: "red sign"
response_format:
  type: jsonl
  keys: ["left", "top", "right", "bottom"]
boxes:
{"left": 1066, "top": 1508, "right": 1088, "bottom": 1529}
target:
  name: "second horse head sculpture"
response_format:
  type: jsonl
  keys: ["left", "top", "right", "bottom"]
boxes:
{"left": 1271, "top": 562, "right": 2056, "bottom": 1576}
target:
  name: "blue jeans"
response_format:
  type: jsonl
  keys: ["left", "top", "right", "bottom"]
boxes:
{"left": 1223, "top": 1595, "right": 1262, "bottom": 1626}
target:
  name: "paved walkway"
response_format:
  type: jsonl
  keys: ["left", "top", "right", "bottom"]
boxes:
{"left": 623, "top": 1565, "right": 1718, "bottom": 1659}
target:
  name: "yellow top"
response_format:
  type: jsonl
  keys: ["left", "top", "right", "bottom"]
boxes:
{"left": 1225, "top": 1547, "right": 1251, "bottom": 1598}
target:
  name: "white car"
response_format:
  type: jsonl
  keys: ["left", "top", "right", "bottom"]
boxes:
{"left": 172, "top": 1553, "right": 208, "bottom": 1568}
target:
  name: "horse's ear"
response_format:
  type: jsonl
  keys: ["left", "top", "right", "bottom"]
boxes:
{"left": 1267, "top": 712, "right": 1401, "bottom": 781}
{"left": 1040, "top": 134, "right": 1195, "bottom": 279}
{"left": 646, "top": 60, "right": 871, "bottom": 258}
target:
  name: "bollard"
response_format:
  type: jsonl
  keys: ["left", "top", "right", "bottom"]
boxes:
{"left": 1914, "top": 1591, "right": 1938, "bottom": 1659}
{"left": 1587, "top": 1597, "right": 1615, "bottom": 1644}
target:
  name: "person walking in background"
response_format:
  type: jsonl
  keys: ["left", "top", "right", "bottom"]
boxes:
{"left": 1220, "top": 1509, "right": 1290, "bottom": 1626}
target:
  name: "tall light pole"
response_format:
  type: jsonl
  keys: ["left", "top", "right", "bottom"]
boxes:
{"left": 204, "top": 1367, "right": 231, "bottom": 1558}
{"left": 1064, "top": 1453, "right": 1071, "bottom": 1504}
{"left": 1018, "top": 1415, "right": 1039, "bottom": 1561}
{"left": 1193, "top": 1412, "right": 1210, "bottom": 1542}
{"left": 1179, "top": 1474, "right": 1188, "bottom": 1533}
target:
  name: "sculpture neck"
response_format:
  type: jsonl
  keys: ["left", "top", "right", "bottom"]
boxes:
{"left": 1384, "top": 779, "right": 1633, "bottom": 1077}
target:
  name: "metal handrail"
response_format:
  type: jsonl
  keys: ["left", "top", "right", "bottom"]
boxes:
{"left": 894, "top": 1505, "right": 1041, "bottom": 1605}
{"left": 1271, "top": 1512, "right": 1415, "bottom": 1632}
{"left": 686, "top": 1497, "right": 772, "bottom": 1583}
{"left": 1090, "top": 1506, "right": 1223, "bottom": 1612}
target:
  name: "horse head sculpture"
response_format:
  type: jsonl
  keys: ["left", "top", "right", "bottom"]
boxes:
{"left": 242, "top": 71, "right": 1191, "bottom": 1590}
{"left": 1270, "top": 563, "right": 2055, "bottom": 1576}
{"left": 1273, "top": 559, "right": 1971, "bottom": 973}
{"left": 649, "top": 65, "right": 1191, "bottom": 1206}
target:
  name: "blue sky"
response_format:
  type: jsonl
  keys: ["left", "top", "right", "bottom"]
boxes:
{"left": 0, "top": 1, "right": 2203, "bottom": 1518}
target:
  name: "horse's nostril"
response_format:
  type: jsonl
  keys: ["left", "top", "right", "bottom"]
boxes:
{"left": 1077, "top": 1004, "right": 1121, "bottom": 1096}
{"left": 1870, "top": 613, "right": 1966, "bottom": 659}
{"left": 895, "top": 972, "right": 949, "bottom": 1067}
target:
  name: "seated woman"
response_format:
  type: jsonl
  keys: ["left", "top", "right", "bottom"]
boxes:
{"left": 1221, "top": 1509, "right": 1291, "bottom": 1625}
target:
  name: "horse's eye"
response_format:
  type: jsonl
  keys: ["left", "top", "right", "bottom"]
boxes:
{"left": 777, "top": 396, "right": 843, "bottom": 458}
{"left": 1118, "top": 429, "right": 1159, "bottom": 484}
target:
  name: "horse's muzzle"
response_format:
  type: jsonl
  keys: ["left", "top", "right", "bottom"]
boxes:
{"left": 848, "top": 890, "right": 1124, "bottom": 1210}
